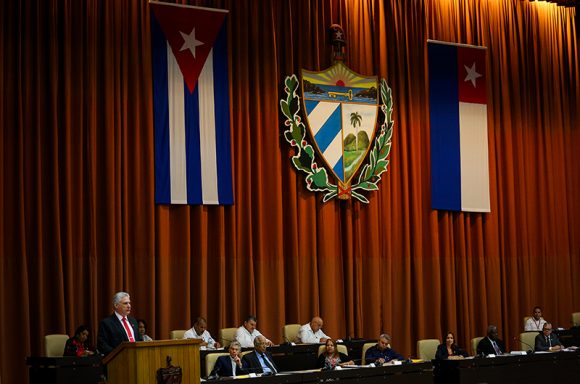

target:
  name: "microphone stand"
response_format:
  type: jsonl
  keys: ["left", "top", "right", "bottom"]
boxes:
{"left": 512, "top": 336, "right": 534, "bottom": 355}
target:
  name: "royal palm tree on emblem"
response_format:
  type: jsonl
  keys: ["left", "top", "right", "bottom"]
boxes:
{"left": 350, "top": 112, "right": 362, "bottom": 148}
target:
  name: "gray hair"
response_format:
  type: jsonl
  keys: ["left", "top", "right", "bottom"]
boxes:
{"left": 254, "top": 335, "right": 266, "bottom": 347}
{"left": 229, "top": 341, "right": 242, "bottom": 350}
{"left": 112, "top": 292, "right": 130, "bottom": 306}
{"left": 379, "top": 333, "right": 392, "bottom": 342}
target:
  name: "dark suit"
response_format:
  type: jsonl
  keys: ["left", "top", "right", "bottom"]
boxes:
{"left": 210, "top": 355, "right": 247, "bottom": 377}
{"left": 435, "top": 344, "right": 469, "bottom": 359}
{"left": 477, "top": 337, "right": 505, "bottom": 356}
{"left": 97, "top": 313, "right": 142, "bottom": 355}
{"left": 534, "top": 333, "right": 562, "bottom": 352}
{"left": 242, "top": 350, "right": 278, "bottom": 374}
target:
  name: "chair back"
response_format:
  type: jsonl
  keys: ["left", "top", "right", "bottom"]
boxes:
{"left": 220, "top": 327, "right": 238, "bottom": 348}
{"left": 170, "top": 329, "right": 187, "bottom": 339}
{"left": 317, "top": 344, "right": 348, "bottom": 357}
{"left": 282, "top": 324, "right": 301, "bottom": 343}
{"left": 44, "top": 334, "right": 69, "bottom": 357}
{"left": 471, "top": 336, "right": 483, "bottom": 356}
{"left": 205, "top": 352, "right": 229, "bottom": 377}
{"left": 361, "top": 342, "right": 376, "bottom": 365}
{"left": 240, "top": 350, "right": 253, "bottom": 358}
{"left": 417, "top": 339, "right": 440, "bottom": 361}
{"left": 519, "top": 331, "right": 538, "bottom": 352}
{"left": 572, "top": 312, "right": 580, "bottom": 327}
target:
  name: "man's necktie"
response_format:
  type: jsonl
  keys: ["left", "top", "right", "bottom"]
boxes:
{"left": 546, "top": 336, "right": 551, "bottom": 348}
{"left": 122, "top": 317, "right": 135, "bottom": 342}
{"left": 261, "top": 353, "right": 277, "bottom": 374}
{"left": 492, "top": 340, "right": 501, "bottom": 355}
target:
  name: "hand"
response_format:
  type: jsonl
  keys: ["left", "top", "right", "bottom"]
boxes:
{"left": 214, "top": 342, "right": 221, "bottom": 349}
{"left": 377, "top": 358, "right": 385, "bottom": 365}
{"left": 320, "top": 337, "right": 328, "bottom": 343}
{"left": 234, "top": 355, "right": 241, "bottom": 365}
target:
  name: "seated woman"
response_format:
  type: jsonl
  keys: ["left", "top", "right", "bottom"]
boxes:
{"left": 317, "top": 339, "right": 354, "bottom": 370}
{"left": 64, "top": 325, "right": 95, "bottom": 357}
{"left": 435, "top": 331, "right": 468, "bottom": 360}
{"left": 137, "top": 319, "right": 153, "bottom": 341}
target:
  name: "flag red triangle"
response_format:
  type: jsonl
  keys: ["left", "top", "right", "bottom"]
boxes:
{"left": 151, "top": 3, "right": 227, "bottom": 93}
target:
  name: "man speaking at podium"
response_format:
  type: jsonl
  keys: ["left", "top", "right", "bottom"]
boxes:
{"left": 97, "top": 291, "right": 143, "bottom": 355}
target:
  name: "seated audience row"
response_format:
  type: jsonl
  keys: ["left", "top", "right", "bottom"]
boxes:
{"left": 90, "top": 291, "right": 571, "bottom": 362}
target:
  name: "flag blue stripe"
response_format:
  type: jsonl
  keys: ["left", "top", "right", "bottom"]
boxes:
{"left": 429, "top": 43, "right": 461, "bottom": 211}
{"left": 185, "top": 86, "right": 203, "bottom": 204}
{"left": 151, "top": 14, "right": 171, "bottom": 204}
{"left": 314, "top": 106, "right": 341, "bottom": 152}
{"left": 213, "top": 22, "right": 234, "bottom": 204}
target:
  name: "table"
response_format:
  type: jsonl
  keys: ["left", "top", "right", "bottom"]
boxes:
{"left": 26, "top": 355, "right": 102, "bottom": 384}
{"left": 210, "top": 362, "right": 433, "bottom": 384}
{"left": 433, "top": 350, "right": 580, "bottom": 384}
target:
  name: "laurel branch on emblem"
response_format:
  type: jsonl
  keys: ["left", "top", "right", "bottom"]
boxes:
{"left": 280, "top": 75, "right": 393, "bottom": 203}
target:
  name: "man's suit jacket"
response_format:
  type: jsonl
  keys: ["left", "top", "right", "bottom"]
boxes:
{"left": 534, "top": 333, "right": 562, "bottom": 351}
{"left": 210, "top": 355, "right": 247, "bottom": 377}
{"left": 97, "top": 313, "right": 142, "bottom": 355}
{"left": 476, "top": 337, "right": 505, "bottom": 356}
{"left": 242, "top": 350, "right": 278, "bottom": 374}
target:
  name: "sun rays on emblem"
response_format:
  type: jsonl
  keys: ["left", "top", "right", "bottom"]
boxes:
{"left": 304, "top": 62, "right": 376, "bottom": 89}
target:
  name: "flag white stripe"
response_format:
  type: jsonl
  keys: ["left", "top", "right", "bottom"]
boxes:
{"left": 167, "top": 43, "right": 188, "bottom": 204}
{"left": 459, "top": 102, "right": 490, "bottom": 212}
{"left": 308, "top": 102, "right": 340, "bottom": 135}
{"left": 198, "top": 49, "right": 219, "bottom": 204}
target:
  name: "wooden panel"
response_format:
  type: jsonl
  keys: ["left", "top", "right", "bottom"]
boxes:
{"left": 104, "top": 339, "right": 200, "bottom": 384}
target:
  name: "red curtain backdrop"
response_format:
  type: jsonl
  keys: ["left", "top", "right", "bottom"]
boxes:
{"left": 1, "top": 0, "right": 579, "bottom": 382}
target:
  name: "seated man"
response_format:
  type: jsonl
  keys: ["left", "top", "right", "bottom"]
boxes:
{"left": 364, "top": 333, "right": 404, "bottom": 364}
{"left": 209, "top": 341, "right": 247, "bottom": 377}
{"left": 525, "top": 306, "right": 547, "bottom": 331}
{"left": 534, "top": 322, "right": 563, "bottom": 352}
{"left": 235, "top": 315, "right": 272, "bottom": 348}
{"left": 297, "top": 316, "right": 330, "bottom": 344}
{"left": 242, "top": 335, "right": 279, "bottom": 374}
{"left": 477, "top": 325, "right": 505, "bottom": 356}
{"left": 183, "top": 317, "right": 220, "bottom": 349}
{"left": 97, "top": 291, "right": 143, "bottom": 355}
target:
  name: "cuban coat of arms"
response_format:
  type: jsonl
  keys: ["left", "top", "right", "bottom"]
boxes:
{"left": 280, "top": 25, "right": 393, "bottom": 203}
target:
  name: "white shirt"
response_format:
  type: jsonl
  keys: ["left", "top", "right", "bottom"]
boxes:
{"left": 525, "top": 317, "right": 546, "bottom": 331}
{"left": 298, "top": 323, "right": 329, "bottom": 344}
{"left": 183, "top": 328, "right": 217, "bottom": 349}
{"left": 234, "top": 326, "right": 264, "bottom": 348}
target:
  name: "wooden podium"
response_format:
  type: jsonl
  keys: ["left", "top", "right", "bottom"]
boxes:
{"left": 102, "top": 339, "right": 201, "bottom": 384}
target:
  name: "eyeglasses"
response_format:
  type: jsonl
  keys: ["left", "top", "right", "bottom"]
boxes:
{"left": 544, "top": 328, "right": 552, "bottom": 331}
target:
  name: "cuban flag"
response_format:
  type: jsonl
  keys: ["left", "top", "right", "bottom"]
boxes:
{"left": 151, "top": 1, "right": 233, "bottom": 205}
{"left": 428, "top": 40, "right": 490, "bottom": 212}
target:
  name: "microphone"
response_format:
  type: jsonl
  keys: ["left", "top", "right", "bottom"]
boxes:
{"left": 281, "top": 335, "right": 295, "bottom": 346}
{"left": 512, "top": 336, "right": 534, "bottom": 354}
